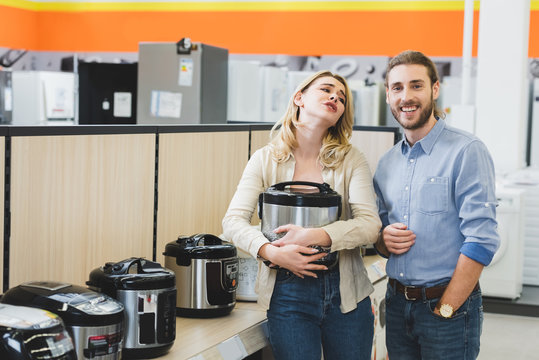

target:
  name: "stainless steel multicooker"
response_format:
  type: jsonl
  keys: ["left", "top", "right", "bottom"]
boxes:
{"left": 258, "top": 181, "right": 342, "bottom": 268}
{"left": 163, "top": 234, "right": 238, "bottom": 318}
{"left": 1, "top": 281, "right": 124, "bottom": 360}
{"left": 87, "top": 258, "right": 176, "bottom": 359}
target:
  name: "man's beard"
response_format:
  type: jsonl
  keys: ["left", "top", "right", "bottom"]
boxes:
{"left": 391, "top": 96, "right": 434, "bottom": 130}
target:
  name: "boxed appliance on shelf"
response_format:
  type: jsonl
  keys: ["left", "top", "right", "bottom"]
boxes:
{"left": 12, "top": 70, "right": 76, "bottom": 125}
{"left": 78, "top": 62, "right": 138, "bottom": 124}
{"left": 227, "top": 60, "right": 289, "bottom": 123}
{"left": 481, "top": 186, "right": 525, "bottom": 299}
{"left": 501, "top": 168, "right": 539, "bottom": 286}
{"left": 137, "top": 39, "right": 228, "bottom": 125}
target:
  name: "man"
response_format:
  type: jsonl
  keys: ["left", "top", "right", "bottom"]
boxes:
{"left": 374, "top": 50, "right": 500, "bottom": 360}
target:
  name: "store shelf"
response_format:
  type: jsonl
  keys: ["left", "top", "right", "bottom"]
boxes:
{"left": 161, "top": 302, "right": 268, "bottom": 360}
{"left": 483, "top": 285, "right": 539, "bottom": 318}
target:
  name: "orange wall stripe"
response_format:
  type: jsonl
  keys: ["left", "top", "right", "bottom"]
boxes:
{"left": 0, "top": 5, "right": 38, "bottom": 49}
{"left": 36, "top": 10, "right": 478, "bottom": 56}
{"left": 1, "top": 6, "right": 538, "bottom": 58}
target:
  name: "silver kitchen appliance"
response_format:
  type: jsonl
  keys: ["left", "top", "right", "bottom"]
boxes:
{"left": 1, "top": 281, "right": 124, "bottom": 360}
{"left": 258, "top": 181, "right": 342, "bottom": 268}
{"left": 87, "top": 258, "right": 176, "bottom": 359}
{"left": 163, "top": 234, "right": 238, "bottom": 317}
{"left": 0, "top": 303, "right": 77, "bottom": 360}
{"left": 137, "top": 38, "right": 228, "bottom": 124}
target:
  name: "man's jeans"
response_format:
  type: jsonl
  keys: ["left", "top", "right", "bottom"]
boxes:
{"left": 267, "top": 268, "right": 374, "bottom": 360}
{"left": 385, "top": 281, "right": 483, "bottom": 360}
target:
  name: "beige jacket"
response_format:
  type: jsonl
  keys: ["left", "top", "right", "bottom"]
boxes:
{"left": 222, "top": 145, "right": 381, "bottom": 313}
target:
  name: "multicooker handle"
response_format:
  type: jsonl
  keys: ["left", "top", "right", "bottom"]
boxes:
{"left": 271, "top": 181, "right": 333, "bottom": 193}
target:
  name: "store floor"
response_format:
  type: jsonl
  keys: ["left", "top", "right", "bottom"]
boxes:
{"left": 479, "top": 312, "right": 539, "bottom": 359}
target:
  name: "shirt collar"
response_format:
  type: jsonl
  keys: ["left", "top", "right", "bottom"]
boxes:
{"left": 400, "top": 118, "right": 446, "bottom": 155}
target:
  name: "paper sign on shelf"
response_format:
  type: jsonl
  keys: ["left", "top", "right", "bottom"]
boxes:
{"left": 113, "top": 92, "right": 132, "bottom": 118}
{"left": 217, "top": 335, "right": 248, "bottom": 360}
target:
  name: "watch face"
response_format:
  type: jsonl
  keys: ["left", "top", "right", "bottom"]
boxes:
{"left": 440, "top": 303, "right": 454, "bottom": 318}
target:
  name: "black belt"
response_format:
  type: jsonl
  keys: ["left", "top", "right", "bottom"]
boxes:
{"left": 389, "top": 278, "right": 479, "bottom": 301}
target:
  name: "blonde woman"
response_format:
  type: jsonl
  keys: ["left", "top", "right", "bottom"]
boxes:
{"left": 223, "top": 70, "right": 381, "bottom": 360}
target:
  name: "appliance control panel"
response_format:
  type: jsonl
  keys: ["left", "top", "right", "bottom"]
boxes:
{"left": 224, "top": 261, "right": 239, "bottom": 290}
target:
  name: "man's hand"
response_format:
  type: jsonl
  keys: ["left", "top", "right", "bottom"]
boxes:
{"left": 382, "top": 223, "right": 416, "bottom": 254}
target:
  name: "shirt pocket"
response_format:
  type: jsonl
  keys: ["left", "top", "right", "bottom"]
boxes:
{"left": 416, "top": 176, "right": 449, "bottom": 215}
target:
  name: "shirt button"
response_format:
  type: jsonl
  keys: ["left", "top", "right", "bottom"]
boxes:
{"left": 409, "top": 159, "right": 415, "bottom": 163}
{"left": 403, "top": 215, "right": 407, "bottom": 219}
{"left": 405, "top": 186, "right": 409, "bottom": 190}
{"left": 484, "top": 203, "right": 490, "bottom": 207}
{"left": 399, "top": 273, "right": 404, "bottom": 277}
{"left": 430, "top": 178, "right": 435, "bottom": 182}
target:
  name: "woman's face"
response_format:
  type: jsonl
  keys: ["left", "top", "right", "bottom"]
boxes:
{"left": 294, "top": 76, "right": 347, "bottom": 128}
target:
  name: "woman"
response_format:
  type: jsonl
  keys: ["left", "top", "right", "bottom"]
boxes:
{"left": 222, "top": 70, "right": 381, "bottom": 359}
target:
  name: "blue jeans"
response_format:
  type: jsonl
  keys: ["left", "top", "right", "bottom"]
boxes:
{"left": 385, "top": 281, "right": 483, "bottom": 360}
{"left": 267, "top": 268, "right": 374, "bottom": 360}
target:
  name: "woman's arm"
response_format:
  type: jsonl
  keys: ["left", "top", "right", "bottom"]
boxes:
{"left": 323, "top": 149, "right": 382, "bottom": 252}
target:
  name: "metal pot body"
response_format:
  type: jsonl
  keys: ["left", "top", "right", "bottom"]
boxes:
{"left": 69, "top": 324, "right": 123, "bottom": 360}
{"left": 259, "top": 182, "right": 342, "bottom": 268}
{"left": 164, "top": 256, "right": 238, "bottom": 318}
{"left": 116, "top": 288, "right": 176, "bottom": 357}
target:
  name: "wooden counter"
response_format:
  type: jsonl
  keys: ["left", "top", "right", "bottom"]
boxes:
{"left": 163, "top": 302, "right": 268, "bottom": 360}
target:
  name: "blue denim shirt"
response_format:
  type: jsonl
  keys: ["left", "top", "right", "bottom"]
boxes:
{"left": 374, "top": 119, "right": 500, "bottom": 286}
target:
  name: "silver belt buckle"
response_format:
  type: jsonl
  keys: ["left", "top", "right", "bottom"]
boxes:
{"left": 404, "top": 286, "right": 417, "bottom": 301}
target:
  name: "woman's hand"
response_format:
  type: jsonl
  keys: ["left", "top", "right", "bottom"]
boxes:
{"left": 271, "top": 224, "right": 332, "bottom": 248}
{"left": 258, "top": 243, "right": 328, "bottom": 278}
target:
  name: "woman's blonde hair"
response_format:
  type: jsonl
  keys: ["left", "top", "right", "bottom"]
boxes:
{"left": 269, "top": 70, "right": 354, "bottom": 169}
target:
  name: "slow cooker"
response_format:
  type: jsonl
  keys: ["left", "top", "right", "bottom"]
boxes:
{"left": 0, "top": 303, "right": 77, "bottom": 360}
{"left": 87, "top": 257, "right": 176, "bottom": 359}
{"left": 258, "top": 181, "right": 342, "bottom": 268}
{"left": 163, "top": 233, "right": 238, "bottom": 317}
{"left": 1, "top": 281, "right": 124, "bottom": 360}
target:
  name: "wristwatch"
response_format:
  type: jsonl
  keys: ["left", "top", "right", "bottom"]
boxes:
{"left": 439, "top": 303, "right": 454, "bottom": 318}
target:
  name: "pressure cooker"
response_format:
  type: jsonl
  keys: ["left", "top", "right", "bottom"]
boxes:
{"left": 1, "top": 281, "right": 125, "bottom": 360}
{"left": 258, "top": 181, "right": 342, "bottom": 268}
{"left": 163, "top": 233, "right": 238, "bottom": 318}
{"left": 0, "top": 303, "right": 77, "bottom": 360}
{"left": 87, "top": 257, "right": 176, "bottom": 359}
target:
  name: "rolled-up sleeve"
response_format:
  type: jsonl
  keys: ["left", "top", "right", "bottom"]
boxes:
{"left": 455, "top": 141, "right": 500, "bottom": 265}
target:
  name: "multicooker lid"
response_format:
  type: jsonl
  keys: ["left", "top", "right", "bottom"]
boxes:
{"left": 0, "top": 303, "right": 62, "bottom": 330}
{"left": 259, "top": 181, "right": 341, "bottom": 212}
{"left": 163, "top": 234, "right": 237, "bottom": 266}
{"left": 87, "top": 257, "right": 176, "bottom": 293}
{"left": 1, "top": 281, "right": 124, "bottom": 326}
{"left": 0, "top": 304, "right": 77, "bottom": 360}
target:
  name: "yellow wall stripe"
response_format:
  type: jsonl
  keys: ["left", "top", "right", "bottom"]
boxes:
{"left": 0, "top": 0, "right": 486, "bottom": 13}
